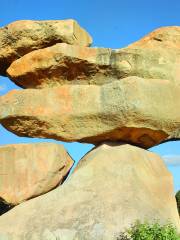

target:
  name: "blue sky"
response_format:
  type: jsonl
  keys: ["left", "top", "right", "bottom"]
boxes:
{"left": 0, "top": 0, "right": 179, "bottom": 192}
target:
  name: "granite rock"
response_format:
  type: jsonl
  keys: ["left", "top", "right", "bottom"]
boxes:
{"left": 6, "top": 26, "right": 180, "bottom": 88}
{"left": 0, "top": 77, "right": 179, "bottom": 148}
{"left": 0, "top": 143, "right": 179, "bottom": 239}
{"left": 0, "top": 19, "right": 92, "bottom": 75}
{"left": 0, "top": 143, "right": 73, "bottom": 207}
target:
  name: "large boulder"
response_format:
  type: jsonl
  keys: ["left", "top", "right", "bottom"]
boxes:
{"left": 6, "top": 26, "right": 180, "bottom": 88}
{"left": 0, "top": 143, "right": 73, "bottom": 208}
{"left": 7, "top": 44, "right": 113, "bottom": 88}
{"left": 0, "top": 19, "right": 92, "bottom": 75}
{"left": 0, "top": 143, "right": 179, "bottom": 240}
{"left": 0, "top": 77, "right": 179, "bottom": 148}
{"left": 128, "top": 26, "right": 180, "bottom": 49}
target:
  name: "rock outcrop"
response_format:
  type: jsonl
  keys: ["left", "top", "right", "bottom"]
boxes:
{"left": 0, "top": 19, "right": 92, "bottom": 75}
{"left": 0, "top": 143, "right": 179, "bottom": 240}
{"left": 0, "top": 77, "right": 179, "bottom": 148}
{"left": 6, "top": 26, "right": 180, "bottom": 88}
{"left": 128, "top": 26, "right": 180, "bottom": 49}
{"left": 0, "top": 143, "right": 73, "bottom": 207}
{"left": 0, "top": 20, "right": 179, "bottom": 239}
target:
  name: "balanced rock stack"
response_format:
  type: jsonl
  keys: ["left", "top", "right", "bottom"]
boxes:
{"left": 0, "top": 20, "right": 179, "bottom": 239}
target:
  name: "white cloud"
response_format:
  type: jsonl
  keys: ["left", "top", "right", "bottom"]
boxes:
{"left": 162, "top": 155, "right": 180, "bottom": 166}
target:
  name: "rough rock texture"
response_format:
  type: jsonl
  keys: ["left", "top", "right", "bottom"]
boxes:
{"left": 0, "top": 19, "right": 92, "bottom": 75}
{"left": 0, "top": 143, "right": 74, "bottom": 206}
{"left": 0, "top": 143, "right": 179, "bottom": 240}
{"left": 7, "top": 44, "right": 113, "bottom": 88}
{"left": 0, "top": 77, "right": 180, "bottom": 148}
{"left": 128, "top": 26, "right": 180, "bottom": 49}
{"left": 6, "top": 26, "right": 180, "bottom": 88}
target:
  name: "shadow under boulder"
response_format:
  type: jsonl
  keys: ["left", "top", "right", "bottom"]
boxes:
{"left": 0, "top": 198, "right": 13, "bottom": 216}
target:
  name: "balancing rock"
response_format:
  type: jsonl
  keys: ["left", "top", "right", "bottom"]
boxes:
{"left": 6, "top": 26, "right": 180, "bottom": 88}
{"left": 0, "top": 77, "right": 179, "bottom": 148}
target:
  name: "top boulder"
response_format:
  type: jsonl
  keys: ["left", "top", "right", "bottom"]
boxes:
{"left": 6, "top": 26, "right": 180, "bottom": 89}
{"left": 0, "top": 19, "right": 92, "bottom": 75}
{"left": 128, "top": 26, "right": 180, "bottom": 49}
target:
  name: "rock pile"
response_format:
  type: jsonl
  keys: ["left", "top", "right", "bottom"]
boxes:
{"left": 0, "top": 143, "right": 179, "bottom": 239}
{"left": 0, "top": 20, "right": 179, "bottom": 239}
{"left": 0, "top": 23, "right": 180, "bottom": 148}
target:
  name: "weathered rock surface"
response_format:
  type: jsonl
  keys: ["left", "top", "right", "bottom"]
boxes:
{"left": 0, "top": 143, "right": 179, "bottom": 240}
{"left": 0, "top": 77, "right": 180, "bottom": 148}
{"left": 7, "top": 44, "right": 113, "bottom": 88}
{"left": 0, "top": 143, "right": 74, "bottom": 207}
{"left": 128, "top": 26, "right": 180, "bottom": 49}
{"left": 0, "top": 19, "right": 92, "bottom": 75}
{"left": 6, "top": 26, "right": 180, "bottom": 88}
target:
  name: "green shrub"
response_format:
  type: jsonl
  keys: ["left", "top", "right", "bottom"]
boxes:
{"left": 176, "top": 190, "right": 180, "bottom": 216}
{"left": 117, "top": 221, "right": 180, "bottom": 240}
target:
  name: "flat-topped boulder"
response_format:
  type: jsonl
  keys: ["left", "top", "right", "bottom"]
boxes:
{"left": 0, "top": 19, "right": 92, "bottom": 75}
{"left": 6, "top": 26, "right": 180, "bottom": 88}
{"left": 0, "top": 76, "right": 179, "bottom": 148}
{"left": 0, "top": 143, "right": 179, "bottom": 239}
{"left": 0, "top": 143, "right": 73, "bottom": 208}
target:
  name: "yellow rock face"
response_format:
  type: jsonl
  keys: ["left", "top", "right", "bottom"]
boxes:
{"left": 0, "top": 19, "right": 92, "bottom": 75}
{"left": 128, "top": 26, "right": 180, "bottom": 49}
{"left": 0, "top": 77, "right": 179, "bottom": 148}
{"left": 0, "top": 143, "right": 73, "bottom": 206}
{"left": 6, "top": 26, "right": 180, "bottom": 88}
{"left": 1, "top": 25, "right": 179, "bottom": 148}
{"left": 0, "top": 144, "right": 179, "bottom": 239}
{"left": 0, "top": 23, "right": 179, "bottom": 240}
